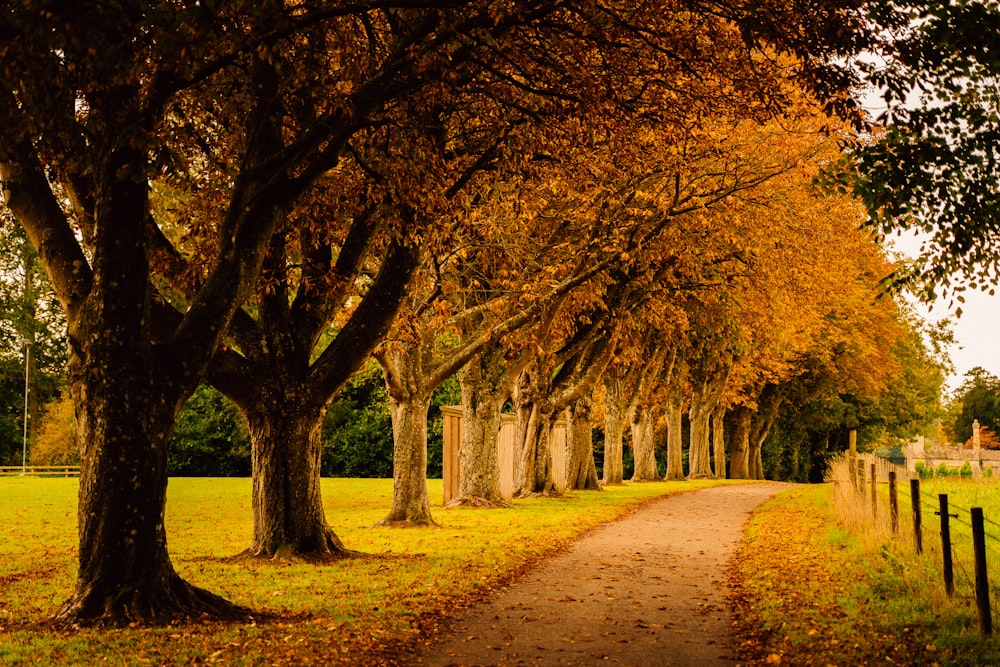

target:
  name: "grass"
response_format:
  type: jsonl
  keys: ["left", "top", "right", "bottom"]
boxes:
{"left": 0, "top": 475, "right": 732, "bottom": 665}
{"left": 730, "top": 466, "right": 1000, "bottom": 666}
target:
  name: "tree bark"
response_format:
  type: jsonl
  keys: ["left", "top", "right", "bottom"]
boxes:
{"left": 664, "top": 400, "right": 685, "bottom": 480}
{"left": 54, "top": 305, "right": 246, "bottom": 626}
{"left": 513, "top": 395, "right": 557, "bottom": 497}
{"left": 711, "top": 406, "right": 727, "bottom": 479}
{"left": 452, "top": 354, "right": 508, "bottom": 507}
{"left": 602, "top": 375, "right": 627, "bottom": 485}
{"left": 242, "top": 392, "right": 346, "bottom": 559}
{"left": 729, "top": 406, "right": 752, "bottom": 479}
{"left": 630, "top": 404, "right": 659, "bottom": 481}
{"left": 565, "top": 396, "right": 601, "bottom": 490}
{"left": 378, "top": 393, "right": 436, "bottom": 525}
{"left": 688, "top": 400, "right": 713, "bottom": 478}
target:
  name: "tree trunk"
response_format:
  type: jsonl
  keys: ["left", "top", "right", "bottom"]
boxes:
{"left": 729, "top": 406, "right": 752, "bottom": 479}
{"left": 630, "top": 404, "right": 659, "bottom": 481}
{"left": 688, "top": 401, "right": 713, "bottom": 478}
{"left": 565, "top": 396, "right": 601, "bottom": 490}
{"left": 513, "top": 400, "right": 557, "bottom": 497}
{"left": 54, "top": 330, "right": 244, "bottom": 626}
{"left": 379, "top": 393, "right": 436, "bottom": 525}
{"left": 751, "top": 442, "right": 765, "bottom": 480}
{"left": 711, "top": 406, "right": 727, "bottom": 479}
{"left": 452, "top": 356, "right": 507, "bottom": 507}
{"left": 602, "top": 378, "right": 627, "bottom": 485}
{"left": 664, "top": 400, "right": 685, "bottom": 480}
{"left": 243, "top": 395, "right": 346, "bottom": 559}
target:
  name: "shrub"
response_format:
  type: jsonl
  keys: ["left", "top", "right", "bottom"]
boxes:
{"left": 960, "top": 461, "right": 973, "bottom": 478}
{"left": 987, "top": 466, "right": 995, "bottom": 478}
{"left": 936, "top": 462, "right": 952, "bottom": 477}
{"left": 914, "top": 461, "right": 933, "bottom": 479}
{"left": 31, "top": 389, "right": 78, "bottom": 465}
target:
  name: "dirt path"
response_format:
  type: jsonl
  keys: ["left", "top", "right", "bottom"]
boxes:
{"left": 416, "top": 483, "right": 788, "bottom": 667}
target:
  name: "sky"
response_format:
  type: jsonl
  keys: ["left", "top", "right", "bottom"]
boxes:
{"left": 887, "top": 232, "right": 1000, "bottom": 397}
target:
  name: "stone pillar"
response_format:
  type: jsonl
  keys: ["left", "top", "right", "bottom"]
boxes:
{"left": 974, "top": 419, "right": 982, "bottom": 451}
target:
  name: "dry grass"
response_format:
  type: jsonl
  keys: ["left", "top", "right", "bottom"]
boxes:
{"left": 730, "top": 460, "right": 1000, "bottom": 666}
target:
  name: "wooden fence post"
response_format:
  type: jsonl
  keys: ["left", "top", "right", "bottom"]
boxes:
{"left": 939, "top": 494, "right": 955, "bottom": 597}
{"left": 871, "top": 462, "right": 878, "bottom": 519}
{"left": 910, "top": 478, "right": 923, "bottom": 554}
{"left": 888, "top": 471, "right": 898, "bottom": 534}
{"left": 857, "top": 459, "right": 866, "bottom": 495}
{"left": 971, "top": 507, "right": 993, "bottom": 636}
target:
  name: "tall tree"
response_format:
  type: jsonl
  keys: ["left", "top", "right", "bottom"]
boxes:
{"left": 847, "top": 1, "right": 1000, "bottom": 298}
{"left": 1, "top": 1, "right": 605, "bottom": 624}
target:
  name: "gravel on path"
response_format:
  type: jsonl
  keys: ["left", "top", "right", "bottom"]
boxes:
{"left": 416, "top": 482, "right": 788, "bottom": 667}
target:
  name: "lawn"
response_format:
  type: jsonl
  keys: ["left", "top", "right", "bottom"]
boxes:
{"left": 0, "top": 476, "right": 729, "bottom": 665}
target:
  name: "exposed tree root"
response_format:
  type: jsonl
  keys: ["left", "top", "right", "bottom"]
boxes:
{"left": 226, "top": 545, "right": 363, "bottom": 565}
{"left": 373, "top": 516, "right": 440, "bottom": 528}
{"left": 513, "top": 489, "right": 562, "bottom": 499}
{"left": 444, "top": 496, "right": 511, "bottom": 509}
{"left": 49, "top": 576, "right": 252, "bottom": 629}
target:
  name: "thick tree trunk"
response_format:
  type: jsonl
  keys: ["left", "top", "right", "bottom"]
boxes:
{"left": 55, "top": 331, "right": 245, "bottom": 626}
{"left": 664, "top": 400, "right": 685, "bottom": 480}
{"left": 751, "top": 442, "right": 765, "bottom": 480}
{"left": 688, "top": 401, "right": 713, "bottom": 478}
{"left": 602, "top": 389, "right": 626, "bottom": 485}
{"left": 242, "top": 396, "right": 346, "bottom": 559}
{"left": 630, "top": 405, "right": 659, "bottom": 481}
{"left": 452, "top": 357, "right": 507, "bottom": 507}
{"left": 711, "top": 406, "right": 727, "bottom": 479}
{"left": 729, "top": 406, "right": 752, "bottom": 479}
{"left": 513, "top": 400, "right": 557, "bottom": 497}
{"left": 379, "top": 394, "right": 436, "bottom": 525}
{"left": 565, "top": 397, "right": 601, "bottom": 490}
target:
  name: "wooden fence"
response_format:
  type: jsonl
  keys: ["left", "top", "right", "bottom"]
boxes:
{"left": 845, "top": 453, "right": 1000, "bottom": 636}
{"left": 0, "top": 465, "right": 80, "bottom": 477}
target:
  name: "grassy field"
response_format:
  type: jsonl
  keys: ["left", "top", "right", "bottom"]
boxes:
{"left": 0, "top": 476, "right": 731, "bottom": 665}
{"left": 731, "top": 475, "right": 1000, "bottom": 666}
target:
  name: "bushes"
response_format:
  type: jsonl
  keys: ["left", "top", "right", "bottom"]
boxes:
{"left": 30, "top": 389, "right": 77, "bottom": 466}
{"left": 169, "top": 384, "right": 251, "bottom": 477}
{"left": 915, "top": 459, "right": 985, "bottom": 479}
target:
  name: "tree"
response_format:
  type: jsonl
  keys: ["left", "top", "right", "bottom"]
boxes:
{"left": 847, "top": 2, "right": 1000, "bottom": 298}
{"left": 0, "top": 0, "right": 886, "bottom": 624}
{"left": 1, "top": 1, "right": 600, "bottom": 625}
{"left": 951, "top": 367, "right": 1000, "bottom": 445}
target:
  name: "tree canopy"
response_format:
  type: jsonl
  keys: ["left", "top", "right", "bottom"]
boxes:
{"left": 847, "top": 1, "right": 1000, "bottom": 299}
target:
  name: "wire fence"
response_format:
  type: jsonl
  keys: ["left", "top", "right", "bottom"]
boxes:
{"left": 837, "top": 453, "right": 998, "bottom": 636}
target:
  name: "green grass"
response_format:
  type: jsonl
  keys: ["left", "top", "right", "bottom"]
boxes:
{"left": 0, "top": 476, "right": 733, "bottom": 665}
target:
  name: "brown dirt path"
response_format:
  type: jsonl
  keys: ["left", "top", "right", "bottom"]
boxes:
{"left": 415, "top": 482, "right": 789, "bottom": 667}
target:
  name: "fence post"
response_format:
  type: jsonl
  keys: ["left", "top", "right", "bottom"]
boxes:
{"left": 857, "top": 459, "right": 866, "bottom": 496}
{"left": 939, "top": 494, "right": 954, "bottom": 597}
{"left": 910, "top": 478, "right": 923, "bottom": 554}
{"left": 971, "top": 507, "right": 993, "bottom": 636}
{"left": 888, "top": 471, "right": 898, "bottom": 534}
{"left": 871, "top": 462, "right": 878, "bottom": 519}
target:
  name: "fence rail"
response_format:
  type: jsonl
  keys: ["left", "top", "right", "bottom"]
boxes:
{"left": 843, "top": 453, "right": 998, "bottom": 637}
{"left": 0, "top": 465, "right": 80, "bottom": 477}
